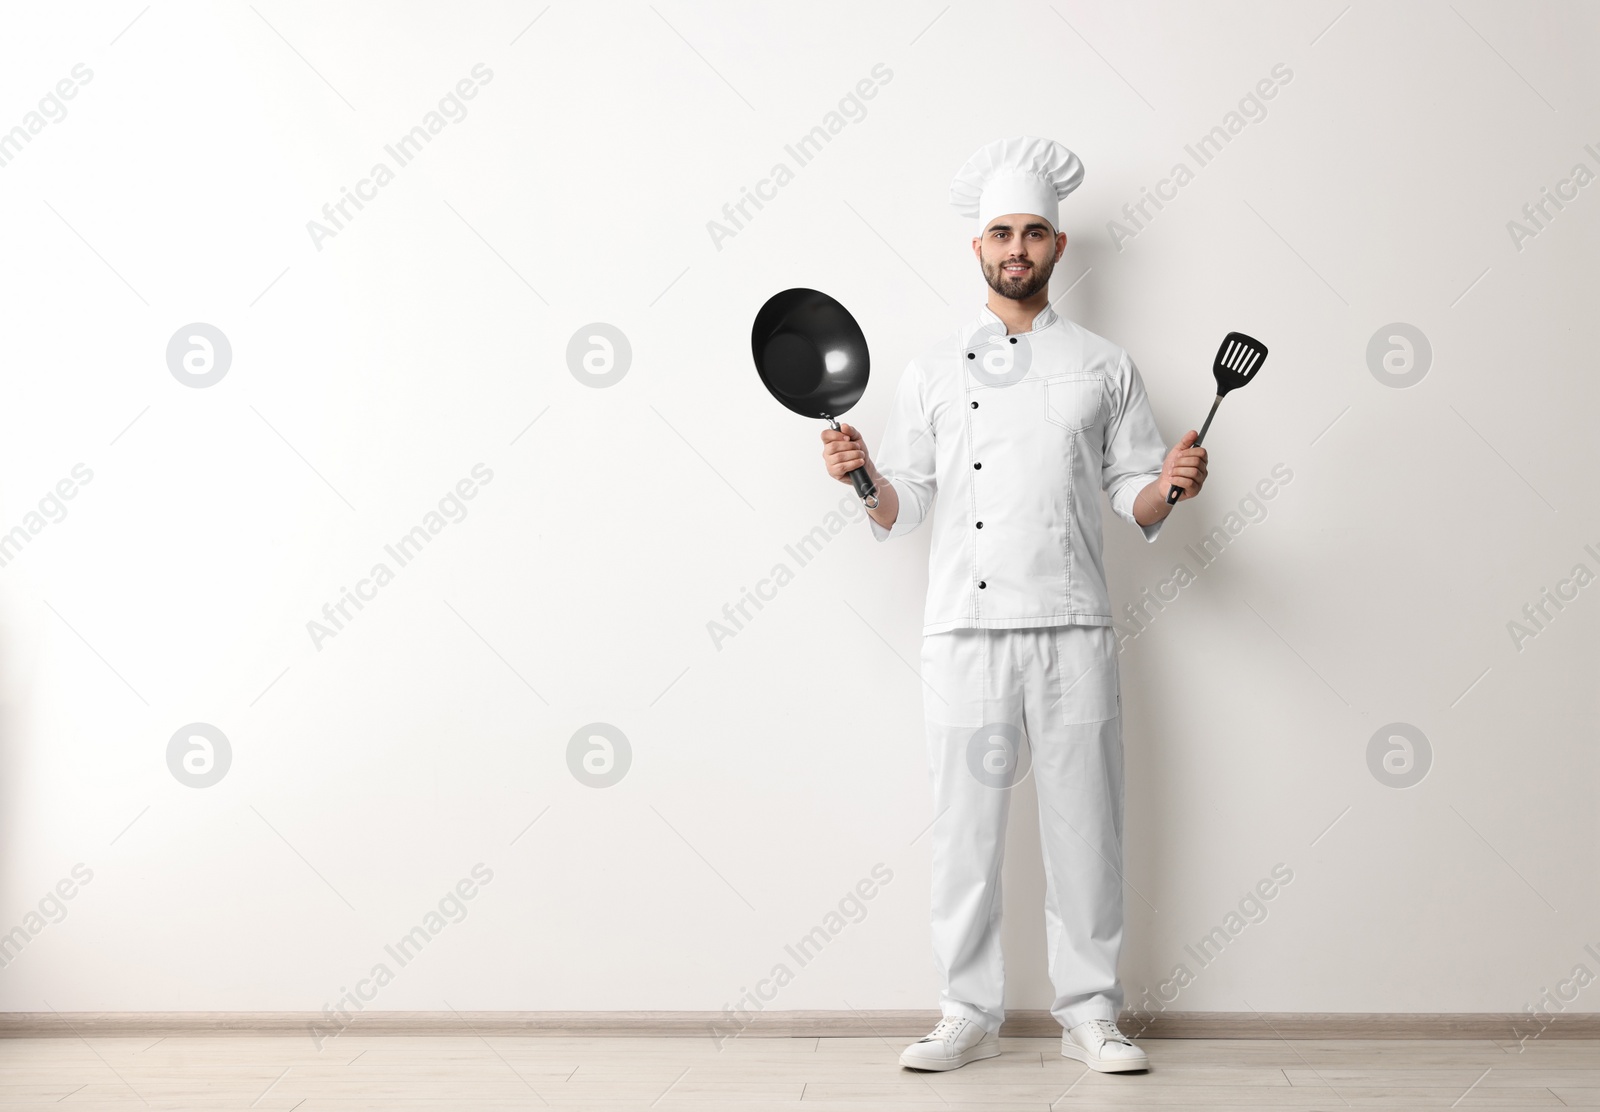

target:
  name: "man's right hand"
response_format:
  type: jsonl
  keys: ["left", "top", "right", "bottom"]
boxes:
{"left": 821, "top": 422, "right": 899, "bottom": 531}
{"left": 821, "top": 422, "right": 875, "bottom": 486}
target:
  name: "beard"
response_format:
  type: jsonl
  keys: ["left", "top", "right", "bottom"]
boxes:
{"left": 982, "top": 250, "right": 1056, "bottom": 301}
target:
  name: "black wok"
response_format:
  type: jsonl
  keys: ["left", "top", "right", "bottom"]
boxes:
{"left": 750, "top": 287, "right": 878, "bottom": 507}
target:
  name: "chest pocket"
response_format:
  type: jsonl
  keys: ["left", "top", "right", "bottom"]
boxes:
{"left": 1043, "top": 374, "right": 1102, "bottom": 434}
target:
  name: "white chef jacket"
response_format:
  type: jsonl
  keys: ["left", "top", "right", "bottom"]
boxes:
{"left": 869, "top": 302, "right": 1169, "bottom": 635}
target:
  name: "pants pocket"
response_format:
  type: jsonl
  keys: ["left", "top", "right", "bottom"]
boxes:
{"left": 1054, "top": 626, "right": 1120, "bottom": 724}
{"left": 920, "top": 631, "right": 985, "bottom": 727}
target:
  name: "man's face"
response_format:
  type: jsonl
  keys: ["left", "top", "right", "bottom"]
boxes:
{"left": 975, "top": 214, "right": 1065, "bottom": 300}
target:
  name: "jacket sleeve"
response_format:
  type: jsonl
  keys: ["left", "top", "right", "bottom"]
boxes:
{"left": 868, "top": 358, "right": 937, "bottom": 541}
{"left": 1102, "top": 350, "right": 1169, "bottom": 543}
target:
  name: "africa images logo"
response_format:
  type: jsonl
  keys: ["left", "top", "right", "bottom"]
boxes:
{"left": 705, "top": 63, "right": 893, "bottom": 250}
{"left": 306, "top": 64, "right": 493, "bottom": 251}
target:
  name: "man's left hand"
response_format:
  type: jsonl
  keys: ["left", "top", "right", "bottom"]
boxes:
{"left": 1160, "top": 430, "right": 1208, "bottom": 502}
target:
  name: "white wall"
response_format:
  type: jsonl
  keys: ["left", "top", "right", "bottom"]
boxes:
{"left": 0, "top": 0, "right": 1595, "bottom": 1025}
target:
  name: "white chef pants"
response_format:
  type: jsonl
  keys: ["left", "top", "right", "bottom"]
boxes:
{"left": 919, "top": 624, "right": 1126, "bottom": 1035}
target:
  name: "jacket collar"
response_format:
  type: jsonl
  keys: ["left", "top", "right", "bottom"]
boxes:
{"left": 963, "top": 301, "right": 1058, "bottom": 347}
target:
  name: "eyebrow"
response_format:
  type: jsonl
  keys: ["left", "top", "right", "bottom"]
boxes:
{"left": 988, "top": 222, "right": 1052, "bottom": 233}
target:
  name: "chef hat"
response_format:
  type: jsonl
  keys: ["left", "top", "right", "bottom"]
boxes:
{"left": 949, "top": 135, "right": 1085, "bottom": 232}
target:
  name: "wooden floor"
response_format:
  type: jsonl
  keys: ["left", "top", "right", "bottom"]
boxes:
{"left": 0, "top": 1033, "right": 1596, "bottom": 1109}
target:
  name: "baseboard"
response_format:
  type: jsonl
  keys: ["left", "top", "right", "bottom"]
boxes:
{"left": 1, "top": 1010, "right": 1594, "bottom": 1040}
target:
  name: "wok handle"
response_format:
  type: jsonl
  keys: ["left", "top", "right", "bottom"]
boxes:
{"left": 1166, "top": 396, "right": 1222, "bottom": 505}
{"left": 825, "top": 415, "right": 879, "bottom": 509}
{"left": 850, "top": 465, "right": 879, "bottom": 509}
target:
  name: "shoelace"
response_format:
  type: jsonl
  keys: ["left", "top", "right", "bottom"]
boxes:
{"left": 1085, "top": 1018, "right": 1132, "bottom": 1046}
{"left": 923, "top": 1016, "right": 968, "bottom": 1044}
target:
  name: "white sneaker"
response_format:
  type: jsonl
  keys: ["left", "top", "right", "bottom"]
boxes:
{"left": 1061, "top": 1018, "right": 1149, "bottom": 1072}
{"left": 898, "top": 1015, "right": 1000, "bottom": 1071}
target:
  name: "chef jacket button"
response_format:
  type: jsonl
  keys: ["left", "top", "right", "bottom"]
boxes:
{"left": 978, "top": 580, "right": 987, "bottom": 589}
{"left": 966, "top": 352, "right": 975, "bottom": 359}
{"left": 970, "top": 401, "right": 979, "bottom": 409}
{"left": 973, "top": 461, "right": 981, "bottom": 469}
{"left": 975, "top": 521, "right": 983, "bottom": 529}
{"left": 1008, "top": 337, "right": 1018, "bottom": 344}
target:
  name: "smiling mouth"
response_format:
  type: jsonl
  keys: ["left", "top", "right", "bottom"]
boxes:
{"left": 1002, "top": 264, "right": 1030, "bottom": 275}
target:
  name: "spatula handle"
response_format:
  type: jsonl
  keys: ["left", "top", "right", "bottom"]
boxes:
{"left": 1166, "top": 396, "right": 1222, "bottom": 505}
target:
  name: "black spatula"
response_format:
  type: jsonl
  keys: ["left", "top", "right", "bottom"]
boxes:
{"left": 1166, "top": 331, "right": 1269, "bottom": 505}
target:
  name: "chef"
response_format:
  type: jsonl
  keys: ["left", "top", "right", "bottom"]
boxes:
{"left": 820, "top": 136, "right": 1207, "bottom": 1074}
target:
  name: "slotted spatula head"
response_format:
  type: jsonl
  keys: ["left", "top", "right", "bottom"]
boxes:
{"left": 1212, "top": 331, "right": 1268, "bottom": 396}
